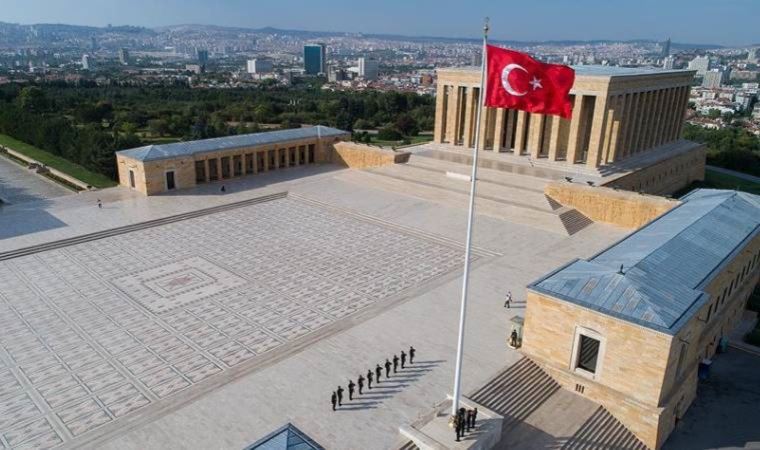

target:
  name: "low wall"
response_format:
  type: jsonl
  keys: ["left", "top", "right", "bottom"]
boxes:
{"left": 1, "top": 146, "right": 90, "bottom": 191}
{"left": 332, "top": 142, "right": 410, "bottom": 169}
{"left": 545, "top": 181, "right": 679, "bottom": 229}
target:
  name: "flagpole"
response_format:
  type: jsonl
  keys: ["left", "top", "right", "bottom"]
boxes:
{"left": 451, "top": 17, "right": 489, "bottom": 418}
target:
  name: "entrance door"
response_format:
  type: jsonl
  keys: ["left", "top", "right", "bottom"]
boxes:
{"left": 166, "top": 171, "right": 176, "bottom": 190}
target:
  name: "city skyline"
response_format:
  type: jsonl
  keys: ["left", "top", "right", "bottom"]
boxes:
{"left": 1, "top": 0, "right": 759, "bottom": 47}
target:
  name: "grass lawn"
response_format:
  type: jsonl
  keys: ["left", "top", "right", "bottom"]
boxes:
{"left": 704, "top": 168, "right": 760, "bottom": 195}
{"left": 0, "top": 134, "right": 116, "bottom": 188}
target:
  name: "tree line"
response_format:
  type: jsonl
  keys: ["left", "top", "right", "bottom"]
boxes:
{"left": 0, "top": 81, "right": 434, "bottom": 179}
{"left": 682, "top": 123, "right": 760, "bottom": 176}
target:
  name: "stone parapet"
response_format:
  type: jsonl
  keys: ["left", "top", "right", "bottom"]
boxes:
{"left": 332, "top": 141, "right": 410, "bottom": 169}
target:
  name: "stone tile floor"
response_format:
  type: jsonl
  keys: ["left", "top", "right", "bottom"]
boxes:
{"left": 0, "top": 197, "right": 471, "bottom": 449}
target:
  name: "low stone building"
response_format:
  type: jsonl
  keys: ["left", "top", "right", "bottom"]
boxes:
{"left": 522, "top": 189, "right": 760, "bottom": 449}
{"left": 116, "top": 126, "right": 350, "bottom": 195}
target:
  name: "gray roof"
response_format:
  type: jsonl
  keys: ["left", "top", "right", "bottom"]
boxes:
{"left": 117, "top": 126, "right": 348, "bottom": 162}
{"left": 530, "top": 189, "right": 760, "bottom": 335}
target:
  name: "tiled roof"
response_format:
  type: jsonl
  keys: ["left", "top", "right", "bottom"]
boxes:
{"left": 530, "top": 189, "right": 760, "bottom": 334}
{"left": 245, "top": 423, "right": 323, "bottom": 450}
{"left": 116, "top": 126, "right": 348, "bottom": 162}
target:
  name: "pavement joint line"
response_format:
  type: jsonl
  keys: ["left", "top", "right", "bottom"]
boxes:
{"left": 0, "top": 192, "right": 287, "bottom": 262}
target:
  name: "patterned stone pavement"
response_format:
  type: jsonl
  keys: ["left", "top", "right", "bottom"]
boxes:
{"left": 0, "top": 197, "right": 470, "bottom": 449}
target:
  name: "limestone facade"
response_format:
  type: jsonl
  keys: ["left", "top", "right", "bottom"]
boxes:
{"left": 434, "top": 67, "right": 696, "bottom": 170}
{"left": 522, "top": 192, "right": 760, "bottom": 449}
{"left": 331, "top": 142, "right": 411, "bottom": 169}
{"left": 116, "top": 129, "right": 349, "bottom": 195}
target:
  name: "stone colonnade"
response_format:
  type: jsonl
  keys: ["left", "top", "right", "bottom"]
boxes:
{"left": 434, "top": 72, "right": 692, "bottom": 169}
{"left": 194, "top": 143, "right": 317, "bottom": 184}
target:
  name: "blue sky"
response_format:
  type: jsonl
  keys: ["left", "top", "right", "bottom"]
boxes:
{"left": 2, "top": 0, "right": 758, "bottom": 46}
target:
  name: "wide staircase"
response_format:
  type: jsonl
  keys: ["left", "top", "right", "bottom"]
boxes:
{"left": 559, "top": 405, "right": 649, "bottom": 450}
{"left": 337, "top": 150, "right": 595, "bottom": 236}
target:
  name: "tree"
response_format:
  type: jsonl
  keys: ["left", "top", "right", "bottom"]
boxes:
{"left": 395, "top": 114, "right": 419, "bottom": 136}
{"left": 377, "top": 126, "right": 403, "bottom": 141}
{"left": 16, "top": 86, "right": 47, "bottom": 112}
{"left": 148, "top": 119, "right": 170, "bottom": 137}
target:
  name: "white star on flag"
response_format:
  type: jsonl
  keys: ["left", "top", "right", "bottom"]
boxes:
{"left": 530, "top": 76, "right": 542, "bottom": 90}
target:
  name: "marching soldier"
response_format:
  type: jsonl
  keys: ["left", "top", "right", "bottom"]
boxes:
{"left": 348, "top": 379, "right": 355, "bottom": 401}
{"left": 357, "top": 374, "right": 365, "bottom": 395}
{"left": 392, "top": 354, "right": 399, "bottom": 373}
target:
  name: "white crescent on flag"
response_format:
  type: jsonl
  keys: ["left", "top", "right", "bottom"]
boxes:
{"left": 501, "top": 63, "right": 528, "bottom": 97}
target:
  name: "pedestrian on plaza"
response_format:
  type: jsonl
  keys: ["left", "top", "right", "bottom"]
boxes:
{"left": 375, "top": 364, "right": 382, "bottom": 383}
{"left": 504, "top": 291, "right": 512, "bottom": 308}
{"left": 471, "top": 407, "right": 478, "bottom": 429}
{"left": 400, "top": 350, "right": 407, "bottom": 369}
{"left": 336, "top": 386, "right": 344, "bottom": 406}
{"left": 393, "top": 354, "right": 399, "bottom": 373}
{"left": 466, "top": 410, "right": 473, "bottom": 432}
{"left": 510, "top": 329, "right": 519, "bottom": 348}
{"left": 384, "top": 358, "right": 392, "bottom": 378}
{"left": 97, "top": 199, "right": 102, "bottom": 209}
{"left": 348, "top": 379, "right": 355, "bottom": 401}
{"left": 331, "top": 391, "right": 337, "bottom": 411}
{"left": 357, "top": 374, "right": 364, "bottom": 395}
{"left": 454, "top": 415, "right": 462, "bottom": 442}
{"left": 221, "top": 185, "right": 226, "bottom": 193}
{"left": 367, "top": 370, "right": 373, "bottom": 389}
{"left": 458, "top": 408, "right": 467, "bottom": 438}
{"left": 409, "top": 346, "right": 416, "bottom": 364}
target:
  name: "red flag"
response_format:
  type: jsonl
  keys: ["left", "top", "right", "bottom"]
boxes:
{"left": 484, "top": 45, "right": 575, "bottom": 119}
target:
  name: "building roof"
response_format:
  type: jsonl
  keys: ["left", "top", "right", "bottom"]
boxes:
{"left": 439, "top": 65, "right": 693, "bottom": 78}
{"left": 244, "top": 423, "right": 323, "bottom": 450}
{"left": 529, "top": 189, "right": 760, "bottom": 335}
{"left": 116, "top": 126, "right": 348, "bottom": 162}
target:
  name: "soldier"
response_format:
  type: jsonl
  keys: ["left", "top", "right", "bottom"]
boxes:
{"left": 336, "top": 386, "right": 344, "bottom": 406}
{"left": 367, "top": 369, "right": 373, "bottom": 389}
{"left": 97, "top": 199, "right": 102, "bottom": 209}
{"left": 457, "top": 407, "right": 467, "bottom": 439}
{"left": 384, "top": 359, "right": 392, "bottom": 378}
{"left": 375, "top": 364, "right": 382, "bottom": 384}
{"left": 454, "top": 415, "right": 462, "bottom": 442}
{"left": 331, "top": 391, "right": 337, "bottom": 411}
{"left": 504, "top": 290, "right": 513, "bottom": 308}
{"left": 510, "top": 329, "right": 519, "bottom": 347}
{"left": 409, "top": 346, "right": 416, "bottom": 364}
{"left": 393, "top": 354, "right": 399, "bottom": 373}
{"left": 348, "top": 379, "right": 355, "bottom": 401}
{"left": 357, "top": 374, "right": 365, "bottom": 395}
{"left": 466, "top": 410, "right": 473, "bottom": 432}
{"left": 400, "top": 350, "right": 407, "bottom": 369}
{"left": 471, "top": 407, "right": 478, "bottom": 429}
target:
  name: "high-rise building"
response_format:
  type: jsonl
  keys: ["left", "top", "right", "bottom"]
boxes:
{"left": 246, "top": 59, "right": 273, "bottom": 74}
{"left": 327, "top": 66, "right": 347, "bottom": 83}
{"left": 358, "top": 57, "right": 379, "bottom": 80}
{"left": 663, "top": 55, "right": 676, "bottom": 70}
{"left": 90, "top": 37, "right": 97, "bottom": 51}
{"left": 747, "top": 47, "right": 760, "bottom": 64}
{"left": 687, "top": 55, "right": 711, "bottom": 76}
{"left": 661, "top": 38, "right": 671, "bottom": 57}
{"left": 118, "top": 48, "right": 129, "bottom": 65}
{"left": 702, "top": 69, "right": 723, "bottom": 89}
{"left": 196, "top": 49, "right": 209, "bottom": 65}
{"left": 81, "top": 54, "right": 91, "bottom": 70}
{"left": 303, "top": 43, "right": 326, "bottom": 75}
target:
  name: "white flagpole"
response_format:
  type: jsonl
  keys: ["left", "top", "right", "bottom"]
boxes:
{"left": 451, "top": 17, "right": 489, "bottom": 418}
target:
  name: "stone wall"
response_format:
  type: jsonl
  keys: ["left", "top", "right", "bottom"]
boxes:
{"left": 603, "top": 143, "right": 706, "bottom": 196}
{"left": 545, "top": 181, "right": 679, "bottom": 229}
{"left": 331, "top": 141, "right": 410, "bottom": 169}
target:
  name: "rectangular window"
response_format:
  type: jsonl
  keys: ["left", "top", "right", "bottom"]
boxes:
{"left": 194, "top": 161, "right": 206, "bottom": 183}
{"left": 576, "top": 335, "right": 601, "bottom": 374}
{"left": 129, "top": 170, "right": 135, "bottom": 188}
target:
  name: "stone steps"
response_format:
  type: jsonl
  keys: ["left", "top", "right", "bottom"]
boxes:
{"left": 469, "top": 357, "right": 561, "bottom": 430}
{"left": 558, "top": 209, "right": 594, "bottom": 236}
{"left": 560, "top": 406, "right": 649, "bottom": 450}
{"left": 397, "top": 440, "right": 420, "bottom": 450}
{"left": 0, "top": 192, "right": 287, "bottom": 262}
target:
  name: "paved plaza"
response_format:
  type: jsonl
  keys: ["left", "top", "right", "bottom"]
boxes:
{"left": 0, "top": 162, "right": 630, "bottom": 449}
{"left": 0, "top": 155, "right": 72, "bottom": 206}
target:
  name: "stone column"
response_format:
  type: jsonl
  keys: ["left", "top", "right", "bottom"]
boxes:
{"left": 547, "top": 114, "right": 562, "bottom": 161}
{"left": 566, "top": 95, "right": 585, "bottom": 164}
{"left": 662, "top": 87, "right": 678, "bottom": 144}
{"left": 599, "top": 96, "right": 617, "bottom": 164}
{"left": 434, "top": 84, "right": 447, "bottom": 143}
{"left": 203, "top": 159, "right": 210, "bottom": 182}
{"left": 586, "top": 94, "right": 610, "bottom": 168}
{"left": 253, "top": 151, "right": 259, "bottom": 174}
{"left": 528, "top": 114, "right": 544, "bottom": 159}
{"left": 657, "top": 88, "right": 672, "bottom": 146}
{"left": 229, "top": 155, "right": 235, "bottom": 177}
{"left": 607, "top": 95, "right": 626, "bottom": 163}
{"left": 632, "top": 91, "right": 648, "bottom": 154}
{"left": 445, "top": 86, "right": 461, "bottom": 144}
{"left": 675, "top": 86, "right": 690, "bottom": 139}
{"left": 493, "top": 109, "right": 506, "bottom": 152}
{"left": 464, "top": 87, "right": 479, "bottom": 147}
{"left": 648, "top": 90, "right": 664, "bottom": 149}
{"left": 514, "top": 111, "right": 528, "bottom": 155}
{"left": 623, "top": 92, "right": 639, "bottom": 158}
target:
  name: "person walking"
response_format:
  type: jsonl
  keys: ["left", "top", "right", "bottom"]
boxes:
{"left": 357, "top": 374, "right": 364, "bottom": 395}
{"left": 375, "top": 364, "right": 382, "bottom": 384}
{"left": 331, "top": 391, "right": 337, "bottom": 411}
{"left": 367, "top": 370, "right": 373, "bottom": 390}
{"left": 400, "top": 350, "right": 407, "bottom": 369}
{"left": 504, "top": 291, "right": 513, "bottom": 308}
{"left": 409, "top": 346, "right": 416, "bottom": 364}
{"left": 336, "top": 386, "right": 344, "bottom": 407}
{"left": 97, "top": 199, "right": 102, "bottom": 209}
{"left": 220, "top": 185, "right": 226, "bottom": 193}
{"left": 384, "top": 359, "right": 392, "bottom": 378}
{"left": 466, "top": 410, "right": 473, "bottom": 432}
{"left": 392, "top": 354, "right": 399, "bottom": 374}
{"left": 348, "top": 379, "right": 355, "bottom": 401}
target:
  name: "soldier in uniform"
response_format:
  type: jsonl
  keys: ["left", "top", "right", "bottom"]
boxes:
{"left": 375, "top": 364, "right": 382, "bottom": 384}
{"left": 331, "top": 391, "right": 337, "bottom": 411}
{"left": 367, "top": 369, "right": 373, "bottom": 389}
{"left": 384, "top": 358, "right": 392, "bottom": 378}
{"left": 357, "top": 374, "right": 365, "bottom": 395}
{"left": 400, "top": 350, "right": 407, "bottom": 369}
{"left": 336, "top": 386, "right": 344, "bottom": 406}
{"left": 409, "top": 346, "right": 416, "bottom": 364}
{"left": 392, "top": 354, "right": 399, "bottom": 373}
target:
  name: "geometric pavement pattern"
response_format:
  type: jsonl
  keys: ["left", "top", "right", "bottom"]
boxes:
{"left": 0, "top": 197, "right": 469, "bottom": 449}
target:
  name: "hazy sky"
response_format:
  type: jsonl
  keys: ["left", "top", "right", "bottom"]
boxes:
{"left": 1, "top": 0, "right": 758, "bottom": 47}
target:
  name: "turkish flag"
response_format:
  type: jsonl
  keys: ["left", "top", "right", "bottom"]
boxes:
{"left": 484, "top": 45, "right": 575, "bottom": 119}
